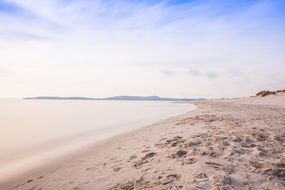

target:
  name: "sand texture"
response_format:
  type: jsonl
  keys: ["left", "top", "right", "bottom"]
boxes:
{"left": 1, "top": 95, "right": 285, "bottom": 190}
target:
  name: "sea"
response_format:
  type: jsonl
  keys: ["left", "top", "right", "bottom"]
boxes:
{"left": 0, "top": 99, "right": 195, "bottom": 183}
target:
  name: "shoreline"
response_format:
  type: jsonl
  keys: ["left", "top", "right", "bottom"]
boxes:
{"left": 2, "top": 96, "right": 285, "bottom": 189}
{"left": 0, "top": 103, "right": 197, "bottom": 188}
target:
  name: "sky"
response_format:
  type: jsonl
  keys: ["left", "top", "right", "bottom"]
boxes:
{"left": 0, "top": 0, "right": 284, "bottom": 98}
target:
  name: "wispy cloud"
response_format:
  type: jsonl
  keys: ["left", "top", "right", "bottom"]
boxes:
{"left": 188, "top": 69, "right": 200, "bottom": 77}
{"left": 0, "top": 0, "right": 284, "bottom": 98}
{"left": 206, "top": 71, "right": 219, "bottom": 79}
{"left": 161, "top": 69, "right": 175, "bottom": 77}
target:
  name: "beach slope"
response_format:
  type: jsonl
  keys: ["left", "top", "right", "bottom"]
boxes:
{"left": 2, "top": 94, "right": 285, "bottom": 189}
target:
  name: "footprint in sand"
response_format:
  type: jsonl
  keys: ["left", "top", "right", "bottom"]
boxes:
{"left": 133, "top": 152, "right": 156, "bottom": 168}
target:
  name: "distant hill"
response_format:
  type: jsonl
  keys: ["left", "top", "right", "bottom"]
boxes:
{"left": 104, "top": 96, "right": 178, "bottom": 101}
{"left": 24, "top": 96, "right": 205, "bottom": 101}
{"left": 24, "top": 96, "right": 96, "bottom": 100}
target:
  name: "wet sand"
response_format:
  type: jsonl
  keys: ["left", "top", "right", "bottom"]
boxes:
{"left": 1, "top": 94, "right": 285, "bottom": 190}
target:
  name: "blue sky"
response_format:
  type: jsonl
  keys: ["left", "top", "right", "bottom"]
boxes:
{"left": 0, "top": 0, "right": 284, "bottom": 98}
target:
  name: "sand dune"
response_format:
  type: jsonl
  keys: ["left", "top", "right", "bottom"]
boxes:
{"left": 1, "top": 94, "right": 285, "bottom": 190}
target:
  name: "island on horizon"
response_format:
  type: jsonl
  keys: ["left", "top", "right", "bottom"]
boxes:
{"left": 23, "top": 96, "right": 206, "bottom": 101}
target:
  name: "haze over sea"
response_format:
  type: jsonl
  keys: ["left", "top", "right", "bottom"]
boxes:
{"left": 0, "top": 99, "right": 194, "bottom": 182}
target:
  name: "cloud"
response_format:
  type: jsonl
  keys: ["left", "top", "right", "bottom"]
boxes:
{"left": 188, "top": 69, "right": 200, "bottom": 77}
{"left": 0, "top": 30, "right": 48, "bottom": 41}
{"left": 206, "top": 71, "right": 219, "bottom": 79}
{"left": 161, "top": 69, "right": 175, "bottom": 76}
{"left": 0, "top": 0, "right": 284, "bottom": 98}
{"left": 188, "top": 69, "right": 221, "bottom": 79}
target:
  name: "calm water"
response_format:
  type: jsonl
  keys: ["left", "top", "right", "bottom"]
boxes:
{"left": 0, "top": 99, "right": 194, "bottom": 182}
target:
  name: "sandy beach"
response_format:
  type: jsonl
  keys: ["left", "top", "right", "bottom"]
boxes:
{"left": 2, "top": 0, "right": 284, "bottom": 189}
{"left": 1, "top": 94, "right": 285, "bottom": 190}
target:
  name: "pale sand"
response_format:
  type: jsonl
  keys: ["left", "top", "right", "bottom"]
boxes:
{"left": 1, "top": 94, "right": 285, "bottom": 190}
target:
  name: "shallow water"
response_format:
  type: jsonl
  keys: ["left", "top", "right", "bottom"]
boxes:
{"left": 0, "top": 99, "right": 194, "bottom": 182}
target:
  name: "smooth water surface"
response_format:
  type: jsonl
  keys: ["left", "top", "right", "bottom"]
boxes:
{"left": 0, "top": 99, "right": 194, "bottom": 182}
